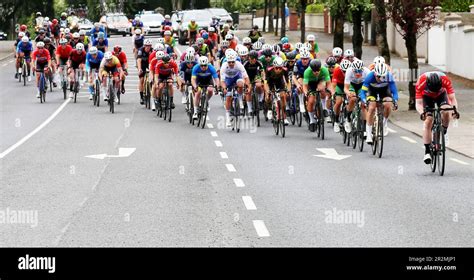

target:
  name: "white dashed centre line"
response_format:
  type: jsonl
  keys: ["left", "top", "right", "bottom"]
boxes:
{"left": 253, "top": 220, "right": 270, "bottom": 237}
{"left": 401, "top": 136, "right": 417, "bottom": 144}
{"left": 242, "top": 196, "right": 257, "bottom": 210}
{"left": 214, "top": 140, "right": 222, "bottom": 147}
{"left": 220, "top": 152, "right": 228, "bottom": 159}
{"left": 210, "top": 131, "right": 218, "bottom": 137}
{"left": 225, "top": 164, "right": 236, "bottom": 172}
{"left": 233, "top": 178, "right": 245, "bottom": 187}
{"left": 450, "top": 158, "right": 469, "bottom": 165}
{"left": 387, "top": 128, "right": 397, "bottom": 133}
{"left": 207, "top": 123, "right": 214, "bottom": 128}
{"left": 2, "top": 63, "right": 8, "bottom": 67}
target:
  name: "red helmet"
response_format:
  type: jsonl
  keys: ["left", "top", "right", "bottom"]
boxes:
{"left": 52, "top": 19, "right": 58, "bottom": 24}
{"left": 163, "top": 25, "right": 172, "bottom": 31}
{"left": 20, "top": 25, "right": 27, "bottom": 31}
{"left": 114, "top": 45, "right": 122, "bottom": 53}
{"left": 282, "top": 43, "right": 291, "bottom": 51}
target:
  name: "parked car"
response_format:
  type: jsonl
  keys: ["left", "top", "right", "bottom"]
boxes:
{"left": 172, "top": 9, "right": 214, "bottom": 45}
{"left": 100, "top": 13, "right": 132, "bottom": 37}
{"left": 0, "top": 31, "right": 7, "bottom": 40}
{"left": 206, "top": 8, "right": 233, "bottom": 28}
{"left": 140, "top": 13, "right": 165, "bottom": 35}
{"left": 77, "top": 18, "right": 94, "bottom": 36}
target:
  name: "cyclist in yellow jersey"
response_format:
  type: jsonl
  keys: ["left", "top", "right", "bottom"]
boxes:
{"left": 188, "top": 19, "right": 198, "bottom": 45}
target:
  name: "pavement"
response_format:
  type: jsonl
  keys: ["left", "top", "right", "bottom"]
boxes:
{"left": 0, "top": 41, "right": 15, "bottom": 61}
{"left": 0, "top": 34, "right": 473, "bottom": 247}
{"left": 235, "top": 22, "right": 474, "bottom": 158}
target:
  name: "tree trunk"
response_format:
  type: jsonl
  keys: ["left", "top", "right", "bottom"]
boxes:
{"left": 300, "top": 0, "right": 307, "bottom": 42}
{"left": 281, "top": 0, "right": 286, "bottom": 38}
{"left": 405, "top": 30, "right": 418, "bottom": 111}
{"left": 374, "top": 0, "right": 390, "bottom": 64}
{"left": 275, "top": 0, "right": 280, "bottom": 36}
{"left": 352, "top": 8, "right": 363, "bottom": 59}
{"left": 263, "top": 0, "right": 268, "bottom": 32}
{"left": 268, "top": 0, "right": 274, "bottom": 33}
{"left": 333, "top": 13, "right": 344, "bottom": 48}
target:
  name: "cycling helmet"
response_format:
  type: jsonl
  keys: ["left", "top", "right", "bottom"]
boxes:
{"left": 280, "top": 37, "right": 289, "bottom": 44}
{"left": 76, "top": 43, "right": 84, "bottom": 51}
{"left": 98, "top": 32, "right": 105, "bottom": 39}
{"left": 202, "top": 33, "right": 209, "bottom": 39}
{"left": 332, "top": 47, "right": 343, "bottom": 57}
{"left": 238, "top": 47, "right": 248, "bottom": 56}
{"left": 79, "top": 30, "right": 86, "bottom": 36}
{"left": 225, "top": 34, "right": 233, "bottom": 40}
{"left": 89, "top": 47, "right": 98, "bottom": 55}
{"left": 61, "top": 12, "right": 67, "bottom": 17}
{"left": 162, "top": 54, "right": 171, "bottom": 63}
{"left": 18, "top": 32, "right": 25, "bottom": 37}
{"left": 73, "top": 32, "right": 80, "bottom": 39}
{"left": 20, "top": 25, "right": 27, "bottom": 31}
{"left": 426, "top": 72, "right": 442, "bottom": 92}
{"left": 208, "top": 27, "right": 215, "bottom": 32}
{"left": 198, "top": 56, "right": 209, "bottom": 65}
{"left": 374, "top": 63, "right": 389, "bottom": 77}
{"left": 64, "top": 28, "right": 70, "bottom": 34}
{"left": 44, "top": 37, "right": 51, "bottom": 44}
{"left": 134, "top": 29, "right": 141, "bottom": 35}
{"left": 52, "top": 19, "right": 58, "bottom": 24}
{"left": 104, "top": 51, "right": 113, "bottom": 60}
{"left": 144, "top": 39, "right": 152, "bottom": 46}
{"left": 307, "top": 34, "right": 315, "bottom": 41}
{"left": 262, "top": 44, "right": 272, "bottom": 51}
{"left": 303, "top": 42, "right": 312, "bottom": 51}
{"left": 252, "top": 41, "right": 262, "bottom": 50}
{"left": 226, "top": 52, "right": 237, "bottom": 62}
{"left": 65, "top": 34, "right": 71, "bottom": 40}
{"left": 257, "top": 37, "right": 265, "bottom": 44}
{"left": 157, "top": 37, "right": 165, "bottom": 44}
{"left": 186, "top": 47, "right": 195, "bottom": 54}
{"left": 191, "top": 44, "right": 199, "bottom": 52}
{"left": 242, "top": 37, "right": 252, "bottom": 44}
{"left": 155, "top": 43, "right": 165, "bottom": 51}
{"left": 299, "top": 48, "right": 311, "bottom": 59}
{"left": 249, "top": 50, "right": 259, "bottom": 59}
{"left": 294, "top": 42, "right": 304, "bottom": 51}
{"left": 185, "top": 53, "right": 195, "bottom": 62}
{"left": 344, "top": 49, "right": 354, "bottom": 57}
{"left": 36, "top": 12, "right": 42, "bottom": 16}
{"left": 309, "top": 59, "right": 322, "bottom": 72}
{"left": 21, "top": 37, "right": 29, "bottom": 43}
{"left": 221, "top": 40, "right": 230, "bottom": 48}
{"left": 339, "top": 59, "right": 351, "bottom": 72}
{"left": 113, "top": 45, "right": 122, "bottom": 53}
{"left": 39, "top": 29, "right": 45, "bottom": 34}
{"left": 59, "top": 38, "right": 67, "bottom": 45}
{"left": 262, "top": 48, "right": 273, "bottom": 57}
{"left": 164, "top": 30, "right": 172, "bottom": 36}
{"left": 165, "top": 15, "right": 171, "bottom": 19}
{"left": 224, "top": 48, "right": 234, "bottom": 57}
{"left": 36, "top": 41, "right": 45, "bottom": 48}
{"left": 273, "top": 44, "right": 280, "bottom": 53}
{"left": 196, "top": 38, "right": 204, "bottom": 45}
{"left": 373, "top": 56, "right": 385, "bottom": 65}
{"left": 273, "top": 57, "right": 284, "bottom": 67}
{"left": 285, "top": 51, "right": 296, "bottom": 60}
{"left": 282, "top": 43, "right": 291, "bottom": 51}
{"left": 351, "top": 59, "right": 364, "bottom": 71}
{"left": 156, "top": 51, "right": 165, "bottom": 60}
{"left": 325, "top": 56, "right": 337, "bottom": 67}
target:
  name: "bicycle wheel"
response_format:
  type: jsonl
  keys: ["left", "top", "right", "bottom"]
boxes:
{"left": 318, "top": 99, "right": 325, "bottom": 140}
{"left": 376, "top": 113, "right": 384, "bottom": 158}
{"left": 168, "top": 94, "right": 172, "bottom": 122}
{"left": 200, "top": 96, "right": 207, "bottom": 129}
{"left": 279, "top": 103, "right": 285, "bottom": 138}
{"left": 23, "top": 64, "right": 27, "bottom": 86}
{"left": 189, "top": 89, "right": 194, "bottom": 125}
{"left": 252, "top": 92, "right": 260, "bottom": 127}
{"left": 144, "top": 80, "right": 150, "bottom": 109}
{"left": 438, "top": 128, "right": 446, "bottom": 176}
{"left": 235, "top": 98, "right": 241, "bottom": 133}
{"left": 109, "top": 83, "right": 114, "bottom": 113}
{"left": 62, "top": 77, "right": 67, "bottom": 100}
{"left": 94, "top": 80, "right": 100, "bottom": 106}
{"left": 117, "top": 86, "right": 121, "bottom": 105}
{"left": 74, "top": 81, "right": 78, "bottom": 103}
{"left": 371, "top": 116, "right": 377, "bottom": 155}
{"left": 49, "top": 73, "right": 53, "bottom": 92}
{"left": 289, "top": 97, "right": 296, "bottom": 125}
{"left": 42, "top": 75, "right": 47, "bottom": 103}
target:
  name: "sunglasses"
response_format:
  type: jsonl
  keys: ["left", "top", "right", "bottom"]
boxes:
{"left": 228, "top": 61, "right": 235, "bottom": 64}
{"left": 376, "top": 75, "right": 386, "bottom": 80}
{"left": 287, "top": 60, "right": 295, "bottom": 63}
{"left": 200, "top": 65, "right": 208, "bottom": 68}
{"left": 275, "top": 67, "right": 282, "bottom": 70}
{"left": 265, "top": 55, "right": 272, "bottom": 58}
{"left": 302, "top": 58, "right": 309, "bottom": 60}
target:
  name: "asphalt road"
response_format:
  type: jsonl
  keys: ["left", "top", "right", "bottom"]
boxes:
{"left": 0, "top": 35, "right": 473, "bottom": 247}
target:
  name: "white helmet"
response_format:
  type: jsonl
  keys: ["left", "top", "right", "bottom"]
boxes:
{"left": 186, "top": 47, "right": 195, "bottom": 54}
{"left": 208, "top": 27, "right": 215, "bottom": 32}
{"left": 134, "top": 29, "right": 141, "bottom": 35}
{"left": 252, "top": 41, "right": 262, "bottom": 50}
{"left": 18, "top": 32, "right": 25, "bottom": 37}
{"left": 164, "top": 30, "right": 172, "bottom": 36}
{"left": 339, "top": 59, "right": 351, "bottom": 72}
{"left": 144, "top": 39, "right": 152, "bottom": 46}
{"left": 262, "top": 44, "right": 272, "bottom": 51}
{"left": 273, "top": 44, "right": 280, "bottom": 53}
{"left": 44, "top": 17, "right": 49, "bottom": 22}
{"left": 36, "top": 41, "right": 45, "bottom": 48}
{"left": 299, "top": 47, "right": 311, "bottom": 59}
{"left": 224, "top": 48, "right": 234, "bottom": 57}
{"left": 226, "top": 52, "right": 237, "bottom": 62}
{"left": 165, "top": 15, "right": 171, "bottom": 19}
{"left": 374, "top": 63, "right": 389, "bottom": 77}
{"left": 89, "top": 47, "right": 98, "bottom": 55}
{"left": 59, "top": 38, "right": 67, "bottom": 44}
{"left": 73, "top": 32, "right": 80, "bottom": 39}
{"left": 235, "top": 44, "right": 244, "bottom": 52}
{"left": 373, "top": 56, "right": 385, "bottom": 65}
{"left": 221, "top": 40, "right": 230, "bottom": 48}
{"left": 76, "top": 43, "right": 84, "bottom": 51}
{"left": 238, "top": 47, "right": 248, "bottom": 56}
{"left": 196, "top": 38, "right": 204, "bottom": 45}
{"left": 294, "top": 42, "right": 304, "bottom": 51}
{"left": 155, "top": 43, "right": 165, "bottom": 51}
{"left": 257, "top": 37, "right": 265, "bottom": 44}
{"left": 104, "top": 51, "right": 113, "bottom": 60}
{"left": 156, "top": 51, "right": 165, "bottom": 59}
{"left": 79, "top": 30, "right": 86, "bottom": 36}
{"left": 303, "top": 42, "right": 312, "bottom": 51}
{"left": 344, "top": 49, "right": 354, "bottom": 57}
{"left": 273, "top": 57, "right": 284, "bottom": 67}
{"left": 242, "top": 37, "right": 251, "bottom": 44}
{"left": 351, "top": 59, "right": 364, "bottom": 71}
{"left": 157, "top": 37, "right": 165, "bottom": 44}
{"left": 307, "top": 34, "right": 315, "bottom": 41}
{"left": 332, "top": 47, "right": 343, "bottom": 57}
{"left": 185, "top": 53, "right": 195, "bottom": 62}
{"left": 135, "top": 17, "right": 140, "bottom": 21}
{"left": 198, "top": 56, "right": 209, "bottom": 65}
{"left": 225, "top": 34, "right": 233, "bottom": 40}
{"left": 64, "top": 28, "right": 70, "bottom": 34}
{"left": 21, "top": 37, "right": 29, "bottom": 43}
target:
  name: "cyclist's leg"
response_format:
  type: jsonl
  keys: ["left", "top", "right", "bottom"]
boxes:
{"left": 333, "top": 85, "right": 344, "bottom": 122}
{"left": 101, "top": 70, "right": 108, "bottom": 100}
{"left": 365, "top": 90, "right": 377, "bottom": 142}
{"left": 297, "top": 77, "right": 306, "bottom": 112}
{"left": 167, "top": 78, "right": 174, "bottom": 108}
{"left": 88, "top": 68, "right": 95, "bottom": 96}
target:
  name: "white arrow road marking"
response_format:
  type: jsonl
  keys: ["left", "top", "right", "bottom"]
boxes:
{"left": 313, "top": 148, "right": 351, "bottom": 160}
{"left": 85, "top": 148, "right": 136, "bottom": 159}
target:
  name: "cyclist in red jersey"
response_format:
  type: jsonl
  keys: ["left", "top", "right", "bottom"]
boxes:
{"left": 112, "top": 45, "right": 128, "bottom": 94}
{"left": 415, "top": 71, "right": 460, "bottom": 164}
{"left": 154, "top": 54, "right": 178, "bottom": 110}
{"left": 31, "top": 42, "right": 51, "bottom": 98}
{"left": 67, "top": 43, "right": 86, "bottom": 97}
{"left": 55, "top": 38, "right": 72, "bottom": 73}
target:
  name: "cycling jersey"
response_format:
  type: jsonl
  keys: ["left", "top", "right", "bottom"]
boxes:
{"left": 32, "top": 49, "right": 51, "bottom": 64}
{"left": 303, "top": 66, "right": 330, "bottom": 85}
{"left": 89, "top": 27, "right": 106, "bottom": 39}
{"left": 55, "top": 45, "right": 73, "bottom": 60}
{"left": 191, "top": 64, "right": 218, "bottom": 85}
{"left": 258, "top": 55, "right": 275, "bottom": 71}
{"left": 16, "top": 42, "right": 33, "bottom": 56}
{"left": 45, "top": 44, "right": 56, "bottom": 60}
{"left": 59, "top": 18, "right": 68, "bottom": 28}
{"left": 243, "top": 60, "right": 264, "bottom": 82}
{"left": 85, "top": 51, "right": 104, "bottom": 70}
{"left": 359, "top": 71, "right": 399, "bottom": 103}
{"left": 132, "top": 20, "right": 144, "bottom": 28}
{"left": 137, "top": 46, "right": 152, "bottom": 69}
{"left": 188, "top": 23, "right": 198, "bottom": 32}
{"left": 220, "top": 61, "right": 248, "bottom": 81}
{"left": 332, "top": 66, "right": 346, "bottom": 88}
{"left": 344, "top": 67, "right": 370, "bottom": 86}
{"left": 92, "top": 38, "right": 108, "bottom": 52}
{"left": 293, "top": 59, "right": 310, "bottom": 77}
{"left": 100, "top": 56, "right": 122, "bottom": 72}
{"left": 69, "top": 50, "right": 86, "bottom": 69}
{"left": 266, "top": 67, "right": 287, "bottom": 90}
{"left": 164, "top": 37, "right": 176, "bottom": 48}
{"left": 197, "top": 44, "right": 210, "bottom": 56}
{"left": 161, "top": 20, "right": 172, "bottom": 27}
{"left": 415, "top": 71, "right": 454, "bottom": 99}
{"left": 154, "top": 60, "right": 178, "bottom": 77}
{"left": 113, "top": 51, "right": 127, "bottom": 66}
{"left": 34, "top": 35, "right": 46, "bottom": 43}
{"left": 134, "top": 35, "right": 144, "bottom": 49}
{"left": 180, "top": 61, "right": 197, "bottom": 82}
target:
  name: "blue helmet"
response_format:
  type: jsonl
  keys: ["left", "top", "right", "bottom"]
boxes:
{"left": 280, "top": 37, "right": 289, "bottom": 44}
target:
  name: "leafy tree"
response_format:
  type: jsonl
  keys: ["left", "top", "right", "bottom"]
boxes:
{"left": 327, "top": 0, "right": 348, "bottom": 48}
{"left": 349, "top": 0, "right": 372, "bottom": 59}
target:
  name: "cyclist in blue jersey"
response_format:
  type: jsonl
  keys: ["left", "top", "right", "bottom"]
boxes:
{"left": 92, "top": 32, "right": 108, "bottom": 53}
{"left": 191, "top": 56, "right": 219, "bottom": 120}
{"left": 89, "top": 23, "right": 107, "bottom": 39}
{"left": 178, "top": 53, "right": 197, "bottom": 104}
{"left": 85, "top": 46, "right": 104, "bottom": 100}
{"left": 16, "top": 37, "right": 34, "bottom": 81}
